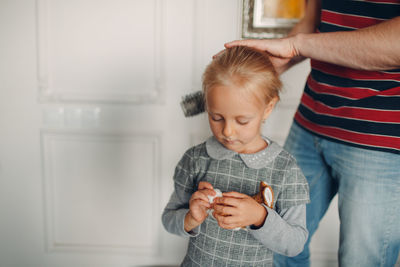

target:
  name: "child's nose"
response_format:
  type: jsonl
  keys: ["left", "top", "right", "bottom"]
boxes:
{"left": 222, "top": 122, "right": 234, "bottom": 137}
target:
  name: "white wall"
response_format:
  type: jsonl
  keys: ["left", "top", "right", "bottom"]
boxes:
{"left": 0, "top": 0, "right": 341, "bottom": 266}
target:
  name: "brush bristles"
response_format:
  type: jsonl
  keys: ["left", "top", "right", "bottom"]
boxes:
{"left": 180, "top": 91, "right": 205, "bottom": 117}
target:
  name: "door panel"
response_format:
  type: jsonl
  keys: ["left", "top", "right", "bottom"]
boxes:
{"left": 0, "top": 0, "right": 343, "bottom": 266}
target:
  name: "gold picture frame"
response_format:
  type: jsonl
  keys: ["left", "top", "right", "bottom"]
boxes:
{"left": 242, "top": 0, "right": 305, "bottom": 39}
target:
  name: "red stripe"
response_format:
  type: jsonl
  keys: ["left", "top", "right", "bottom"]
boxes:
{"left": 307, "top": 75, "right": 400, "bottom": 99}
{"left": 294, "top": 112, "right": 400, "bottom": 150}
{"left": 311, "top": 60, "right": 400, "bottom": 81}
{"left": 321, "top": 10, "right": 384, "bottom": 29}
{"left": 301, "top": 93, "right": 400, "bottom": 123}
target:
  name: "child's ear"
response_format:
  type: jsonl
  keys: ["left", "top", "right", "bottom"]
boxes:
{"left": 262, "top": 96, "right": 278, "bottom": 120}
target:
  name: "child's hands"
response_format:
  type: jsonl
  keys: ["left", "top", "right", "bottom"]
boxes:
{"left": 184, "top": 181, "right": 215, "bottom": 232}
{"left": 213, "top": 191, "right": 267, "bottom": 229}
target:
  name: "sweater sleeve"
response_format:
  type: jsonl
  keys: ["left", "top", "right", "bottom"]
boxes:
{"left": 250, "top": 154, "right": 310, "bottom": 256}
{"left": 275, "top": 156, "right": 310, "bottom": 210}
{"left": 250, "top": 204, "right": 308, "bottom": 257}
{"left": 161, "top": 147, "right": 200, "bottom": 237}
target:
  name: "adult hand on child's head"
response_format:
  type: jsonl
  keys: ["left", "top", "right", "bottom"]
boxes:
{"left": 224, "top": 38, "right": 299, "bottom": 74}
{"left": 213, "top": 191, "right": 268, "bottom": 229}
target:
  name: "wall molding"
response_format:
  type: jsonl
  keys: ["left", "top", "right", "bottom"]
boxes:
{"left": 191, "top": 0, "right": 206, "bottom": 92}
{"left": 36, "top": 0, "right": 165, "bottom": 104}
{"left": 41, "top": 130, "right": 161, "bottom": 254}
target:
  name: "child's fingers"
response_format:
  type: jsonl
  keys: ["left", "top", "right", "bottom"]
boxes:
{"left": 198, "top": 188, "right": 217, "bottom": 200}
{"left": 222, "top": 191, "right": 247, "bottom": 198}
{"left": 190, "top": 198, "right": 210, "bottom": 209}
{"left": 213, "top": 213, "right": 241, "bottom": 229}
{"left": 213, "top": 195, "right": 241, "bottom": 207}
{"left": 213, "top": 204, "right": 236, "bottom": 216}
{"left": 191, "top": 191, "right": 211, "bottom": 204}
{"left": 198, "top": 181, "right": 214, "bottom": 190}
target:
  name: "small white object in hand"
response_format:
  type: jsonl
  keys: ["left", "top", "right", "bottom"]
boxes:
{"left": 207, "top": 188, "right": 222, "bottom": 204}
{"left": 207, "top": 189, "right": 222, "bottom": 216}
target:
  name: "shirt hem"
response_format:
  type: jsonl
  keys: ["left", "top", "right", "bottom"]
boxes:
{"left": 293, "top": 119, "right": 400, "bottom": 155}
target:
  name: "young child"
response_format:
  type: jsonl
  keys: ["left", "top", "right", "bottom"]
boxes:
{"left": 162, "top": 46, "right": 310, "bottom": 266}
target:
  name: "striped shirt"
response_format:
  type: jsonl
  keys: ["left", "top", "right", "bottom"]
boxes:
{"left": 294, "top": 0, "right": 400, "bottom": 154}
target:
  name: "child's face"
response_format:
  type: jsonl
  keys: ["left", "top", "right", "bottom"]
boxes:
{"left": 206, "top": 85, "right": 276, "bottom": 154}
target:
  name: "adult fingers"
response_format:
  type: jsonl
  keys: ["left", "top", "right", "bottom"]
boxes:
{"left": 226, "top": 38, "right": 297, "bottom": 60}
{"left": 212, "top": 49, "right": 225, "bottom": 59}
{"left": 224, "top": 39, "right": 266, "bottom": 50}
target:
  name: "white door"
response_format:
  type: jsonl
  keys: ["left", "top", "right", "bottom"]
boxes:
{"left": 0, "top": 0, "right": 340, "bottom": 266}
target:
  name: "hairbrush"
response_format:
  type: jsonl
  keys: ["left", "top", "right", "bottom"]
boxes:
{"left": 180, "top": 91, "right": 205, "bottom": 117}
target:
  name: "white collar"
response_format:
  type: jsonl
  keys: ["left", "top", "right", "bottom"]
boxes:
{"left": 205, "top": 136, "right": 282, "bottom": 169}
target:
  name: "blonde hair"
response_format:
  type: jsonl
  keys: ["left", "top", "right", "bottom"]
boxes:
{"left": 202, "top": 46, "right": 282, "bottom": 106}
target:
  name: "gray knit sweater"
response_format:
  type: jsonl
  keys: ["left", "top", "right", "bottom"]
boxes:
{"left": 162, "top": 136, "right": 310, "bottom": 266}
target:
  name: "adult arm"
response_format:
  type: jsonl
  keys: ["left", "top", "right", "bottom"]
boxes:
{"left": 226, "top": 0, "right": 321, "bottom": 73}
{"left": 296, "top": 16, "right": 400, "bottom": 70}
{"left": 226, "top": 0, "right": 400, "bottom": 72}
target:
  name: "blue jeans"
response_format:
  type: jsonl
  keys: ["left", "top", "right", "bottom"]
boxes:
{"left": 274, "top": 122, "right": 400, "bottom": 267}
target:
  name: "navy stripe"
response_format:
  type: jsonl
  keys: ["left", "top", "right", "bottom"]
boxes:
{"left": 304, "top": 84, "right": 400, "bottom": 109}
{"left": 384, "top": 69, "right": 400, "bottom": 73}
{"left": 319, "top": 22, "right": 355, "bottom": 32}
{"left": 294, "top": 120, "right": 400, "bottom": 154}
{"left": 311, "top": 70, "right": 400, "bottom": 91}
{"left": 298, "top": 104, "right": 400, "bottom": 135}
{"left": 322, "top": 0, "right": 400, "bottom": 20}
